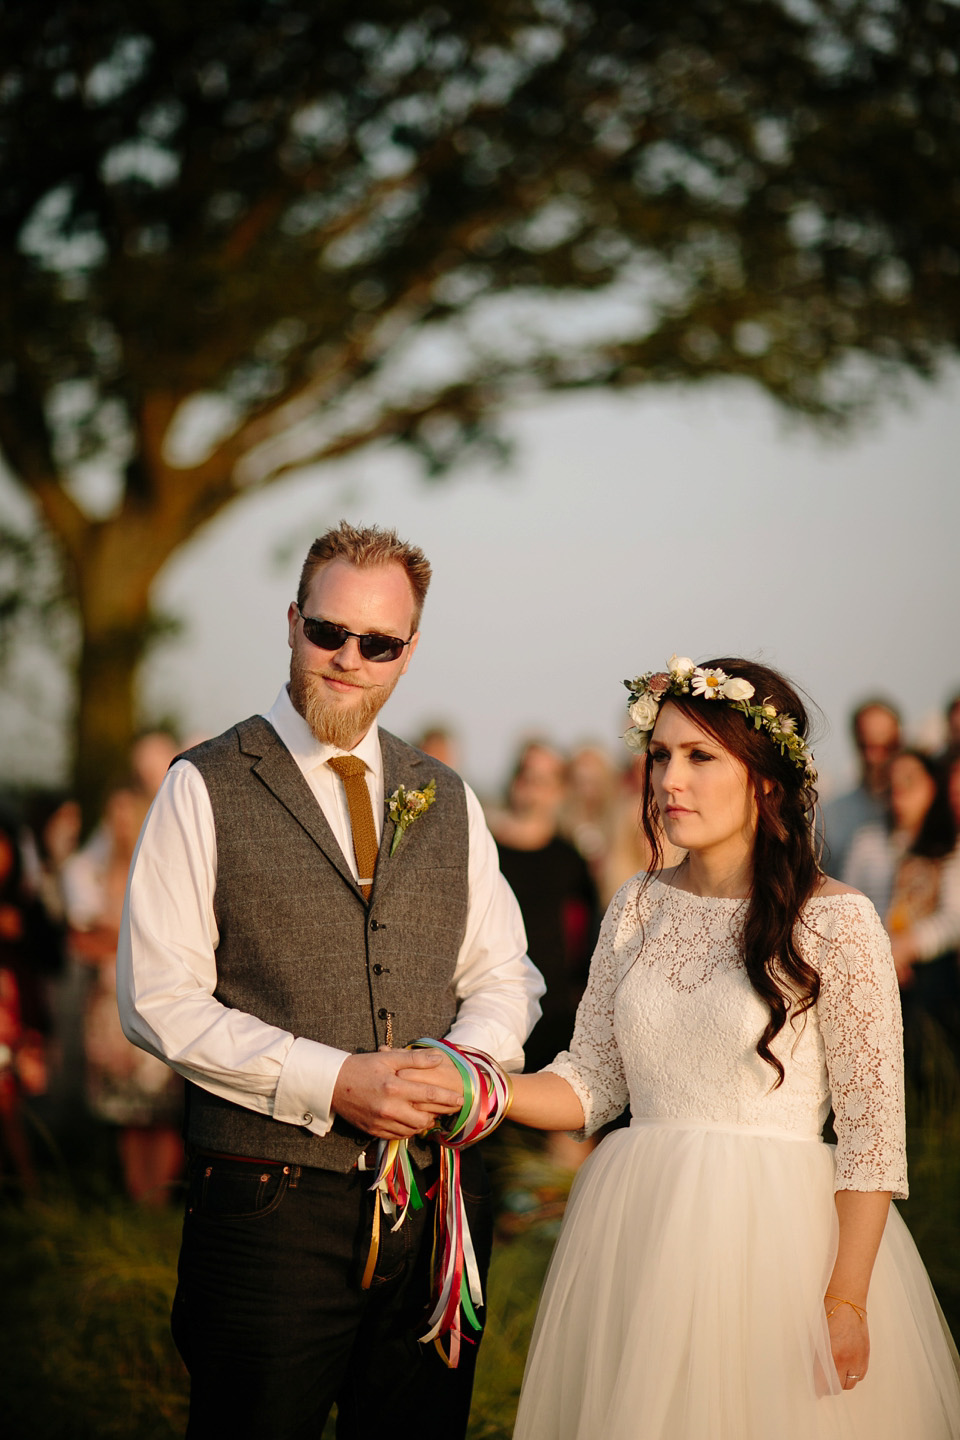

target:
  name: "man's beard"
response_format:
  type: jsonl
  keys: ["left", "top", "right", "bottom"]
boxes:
{"left": 289, "top": 649, "right": 397, "bottom": 749}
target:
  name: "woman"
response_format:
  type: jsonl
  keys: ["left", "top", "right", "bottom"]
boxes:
{"left": 845, "top": 750, "right": 960, "bottom": 1091}
{"left": 507, "top": 657, "right": 960, "bottom": 1440}
{"left": 0, "top": 815, "right": 62, "bottom": 1189}
{"left": 488, "top": 741, "right": 599, "bottom": 1075}
{"left": 63, "top": 786, "right": 183, "bottom": 1204}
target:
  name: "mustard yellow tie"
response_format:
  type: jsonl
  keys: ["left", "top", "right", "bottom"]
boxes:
{"left": 327, "top": 755, "right": 378, "bottom": 899}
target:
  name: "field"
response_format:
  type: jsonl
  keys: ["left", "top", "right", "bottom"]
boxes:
{"left": 1, "top": 1109, "right": 957, "bottom": 1439}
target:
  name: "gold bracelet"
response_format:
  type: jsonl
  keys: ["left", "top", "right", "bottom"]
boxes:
{"left": 824, "top": 1293, "right": 867, "bottom": 1323}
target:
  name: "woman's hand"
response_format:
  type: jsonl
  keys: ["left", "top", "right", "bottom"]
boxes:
{"left": 825, "top": 1299, "right": 870, "bottom": 1391}
{"left": 823, "top": 1190, "right": 889, "bottom": 1394}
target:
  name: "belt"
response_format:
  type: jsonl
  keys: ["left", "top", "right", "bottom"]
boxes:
{"left": 190, "top": 1144, "right": 380, "bottom": 1170}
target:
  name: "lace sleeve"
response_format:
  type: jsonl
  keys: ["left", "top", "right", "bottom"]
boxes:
{"left": 542, "top": 879, "right": 635, "bottom": 1136}
{"left": 812, "top": 895, "right": 907, "bottom": 1198}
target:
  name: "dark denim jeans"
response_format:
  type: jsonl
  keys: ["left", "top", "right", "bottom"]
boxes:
{"left": 172, "top": 1147, "right": 492, "bottom": 1440}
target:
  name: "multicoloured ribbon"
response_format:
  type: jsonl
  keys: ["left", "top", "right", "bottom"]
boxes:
{"left": 361, "top": 1037, "right": 513, "bottom": 1368}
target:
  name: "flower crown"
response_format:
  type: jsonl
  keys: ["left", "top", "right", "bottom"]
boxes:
{"left": 623, "top": 655, "right": 817, "bottom": 786}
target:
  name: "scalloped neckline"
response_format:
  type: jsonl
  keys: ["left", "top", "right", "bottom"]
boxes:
{"left": 649, "top": 876, "right": 869, "bottom": 907}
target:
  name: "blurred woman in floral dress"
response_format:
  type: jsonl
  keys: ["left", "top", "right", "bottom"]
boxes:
{"left": 63, "top": 787, "right": 183, "bottom": 1203}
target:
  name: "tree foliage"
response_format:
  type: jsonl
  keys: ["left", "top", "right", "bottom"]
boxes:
{"left": 1, "top": 0, "right": 959, "bottom": 806}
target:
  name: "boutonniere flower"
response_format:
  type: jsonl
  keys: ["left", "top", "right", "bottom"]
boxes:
{"left": 387, "top": 778, "right": 437, "bottom": 855}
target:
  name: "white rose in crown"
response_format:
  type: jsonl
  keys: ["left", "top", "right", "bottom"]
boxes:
{"left": 720, "top": 676, "right": 755, "bottom": 702}
{"left": 628, "top": 694, "right": 661, "bottom": 730}
{"left": 668, "top": 655, "right": 696, "bottom": 678}
{"left": 623, "top": 726, "right": 650, "bottom": 753}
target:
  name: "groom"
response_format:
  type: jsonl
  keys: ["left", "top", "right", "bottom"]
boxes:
{"left": 118, "top": 522, "right": 542, "bottom": 1439}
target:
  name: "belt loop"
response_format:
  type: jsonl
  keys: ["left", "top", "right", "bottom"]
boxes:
{"left": 289, "top": 1165, "right": 301, "bottom": 1190}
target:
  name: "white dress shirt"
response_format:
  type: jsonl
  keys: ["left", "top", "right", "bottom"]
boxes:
{"left": 117, "top": 686, "right": 543, "bottom": 1139}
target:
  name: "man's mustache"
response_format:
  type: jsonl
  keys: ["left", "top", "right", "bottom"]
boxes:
{"left": 316, "top": 670, "right": 382, "bottom": 693}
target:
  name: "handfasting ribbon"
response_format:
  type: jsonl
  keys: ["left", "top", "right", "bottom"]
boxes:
{"left": 361, "top": 1037, "right": 513, "bottom": 1368}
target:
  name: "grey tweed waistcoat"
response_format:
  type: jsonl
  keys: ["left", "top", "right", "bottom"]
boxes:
{"left": 182, "top": 715, "right": 470, "bottom": 1171}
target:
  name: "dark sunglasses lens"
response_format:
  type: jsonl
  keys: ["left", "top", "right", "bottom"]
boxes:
{"left": 358, "top": 634, "right": 405, "bottom": 662}
{"left": 302, "top": 618, "right": 348, "bottom": 651}
{"left": 301, "top": 615, "right": 404, "bottom": 662}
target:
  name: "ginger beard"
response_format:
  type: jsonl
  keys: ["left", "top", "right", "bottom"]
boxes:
{"left": 289, "top": 645, "right": 399, "bottom": 749}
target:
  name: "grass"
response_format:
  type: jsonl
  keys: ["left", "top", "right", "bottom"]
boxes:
{"left": 0, "top": 1190, "right": 187, "bottom": 1439}
{"left": 2, "top": 1109, "right": 957, "bottom": 1439}
{"left": 899, "top": 1098, "right": 960, "bottom": 1338}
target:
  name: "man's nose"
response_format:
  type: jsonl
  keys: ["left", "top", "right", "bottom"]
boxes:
{"left": 329, "top": 635, "right": 363, "bottom": 668}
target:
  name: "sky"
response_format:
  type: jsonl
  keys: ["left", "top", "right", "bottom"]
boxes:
{"left": 125, "top": 364, "right": 960, "bottom": 802}
{"left": 2, "top": 364, "right": 957, "bottom": 803}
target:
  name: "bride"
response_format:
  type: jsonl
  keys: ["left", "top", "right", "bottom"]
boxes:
{"left": 506, "top": 656, "right": 960, "bottom": 1440}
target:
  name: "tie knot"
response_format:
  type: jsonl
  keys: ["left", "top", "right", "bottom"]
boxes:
{"left": 328, "top": 755, "right": 366, "bottom": 780}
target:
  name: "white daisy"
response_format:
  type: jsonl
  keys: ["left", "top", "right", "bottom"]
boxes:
{"left": 690, "top": 665, "right": 728, "bottom": 698}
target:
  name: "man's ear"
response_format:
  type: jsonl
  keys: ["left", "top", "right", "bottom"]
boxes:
{"left": 399, "top": 631, "right": 419, "bottom": 675}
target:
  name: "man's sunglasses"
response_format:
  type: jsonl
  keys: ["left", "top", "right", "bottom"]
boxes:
{"left": 295, "top": 606, "right": 413, "bottom": 663}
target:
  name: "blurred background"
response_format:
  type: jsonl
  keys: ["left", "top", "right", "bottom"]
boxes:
{"left": 0, "top": 3, "right": 958, "bottom": 1435}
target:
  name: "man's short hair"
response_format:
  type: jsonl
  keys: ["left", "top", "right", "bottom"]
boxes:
{"left": 297, "top": 522, "right": 432, "bottom": 630}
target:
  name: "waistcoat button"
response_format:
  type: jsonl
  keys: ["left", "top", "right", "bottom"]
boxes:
{"left": 373, "top": 963, "right": 383, "bottom": 975}
{"left": 378, "top": 1007, "right": 388, "bottom": 1019}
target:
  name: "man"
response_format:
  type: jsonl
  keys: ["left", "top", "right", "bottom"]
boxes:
{"left": 117, "top": 523, "right": 542, "bottom": 1439}
{"left": 940, "top": 690, "right": 960, "bottom": 763}
{"left": 819, "top": 698, "right": 901, "bottom": 875}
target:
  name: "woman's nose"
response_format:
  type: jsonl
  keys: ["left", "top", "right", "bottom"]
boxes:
{"left": 661, "top": 756, "right": 684, "bottom": 792}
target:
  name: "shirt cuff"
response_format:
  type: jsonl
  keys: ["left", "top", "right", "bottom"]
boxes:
{"left": 273, "top": 1036, "right": 351, "bottom": 1136}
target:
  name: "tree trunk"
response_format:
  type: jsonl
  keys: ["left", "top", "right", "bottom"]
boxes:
{"left": 74, "top": 614, "right": 144, "bottom": 826}
{"left": 66, "top": 477, "right": 202, "bottom": 826}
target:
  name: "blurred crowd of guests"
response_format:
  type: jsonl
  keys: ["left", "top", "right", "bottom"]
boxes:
{"left": 0, "top": 730, "right": 184, "bottom": 1201}
{"left": 821, "top": 694, "right": 960, "bottom": 1099}
{"left": 2, "top": 694, "right": 959, "bottom": 1199}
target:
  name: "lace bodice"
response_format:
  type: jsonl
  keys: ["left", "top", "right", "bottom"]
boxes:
{"left": 545, "top": 877, "right": 907, "bottom": 1196}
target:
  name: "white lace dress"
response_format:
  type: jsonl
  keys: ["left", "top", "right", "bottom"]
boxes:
{"left": 513, "top": 878, "right": 960, "bottom": 1440}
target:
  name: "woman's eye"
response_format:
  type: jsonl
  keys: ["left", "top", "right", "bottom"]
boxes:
{"left": 691, "top": 750, "right": 714, "bottom": 763}
{"left": 649, "top": 749, "right": 668, "bottom": 764}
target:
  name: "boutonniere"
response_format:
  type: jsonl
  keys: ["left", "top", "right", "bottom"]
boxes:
{"left": 387, "top": 779, "right": 437, "bottom": 855}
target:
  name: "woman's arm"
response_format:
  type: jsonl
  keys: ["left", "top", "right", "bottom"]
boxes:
{"left": 507, "top": 1071, "right": 586, "bottom": 1132}
{"left": 823, "top": 1189, "right": 891, "bottom": 1388}
{"left": 813, "top": 896, "right": 905, "bottom": 1390}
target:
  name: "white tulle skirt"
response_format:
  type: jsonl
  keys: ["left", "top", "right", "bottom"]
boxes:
{"left": 513, "top": 1121, "right": 960, "bottom": 1440}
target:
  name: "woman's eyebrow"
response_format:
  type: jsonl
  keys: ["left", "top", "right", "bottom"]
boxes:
{"left": 651, "top": 739, "right": 718, "bottom": 751}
